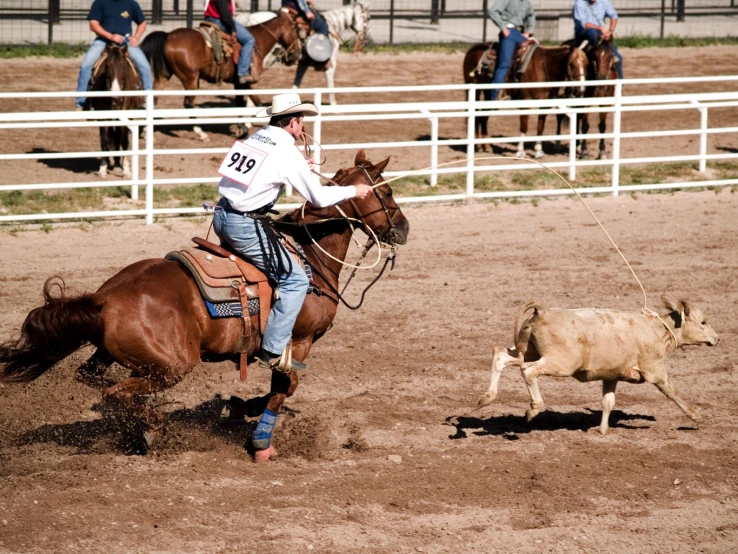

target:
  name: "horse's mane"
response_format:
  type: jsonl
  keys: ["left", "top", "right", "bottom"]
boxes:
{"left": 540, "top": 45, "right": 572, "bottom": 64}
{"left": 466, "top": 42, "right": 492, "bottom": 56}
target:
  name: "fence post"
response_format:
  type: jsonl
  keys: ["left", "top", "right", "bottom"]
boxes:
{"left": 251, "top": 0, "right": 259, "bottom": 12}
{"left": 568, "top": 111, "right": 577, "bottom": 181}
{"left": 660, "top": 0, "right": 666, "bottom": 39}
{"left": 152, "top": 0, "right": 163, "bottom": 24}
{"left": 431, "top": 0, "right": 440, "bottom": 24}
{"left": 676, "top": 0, "right": 685, "bottom": 21}
{"left": 611, "top": 81, "right": 622, "bottom": 196}
{"left": 186, "top": 0, "right": 194, "bottom": 29}
{"left": 482, "top": 0, "right": 488, "bottom": 43}
{"left": 422, "top": 109, "right": 438, "bottom": 187}
{"left": 131, "top": 122, "right": 140, "bottom": 200}
{"left": 466, "top": 87, "right": 476, "bottom": 196}
{"left": 389, "top": 0, "right": 395, "bottom": 45}
{"left": 698, "top": 104, "right": 708, "bottom": 173}
{"left": 145, "top": 92, "right": 155, "bottom": 224}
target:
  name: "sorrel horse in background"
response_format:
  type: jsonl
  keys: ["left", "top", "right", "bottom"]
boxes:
{"left": 88, "top": 44, "right": 143, "bottom": 178}
{"left": 0, "top": 150, "right": 409, "bottom": 462}
{"left": 463, "top": 43, "right": 588, "bottom": 157}
{"left": 141, "top": 8, "right": 308, "bottom": 141}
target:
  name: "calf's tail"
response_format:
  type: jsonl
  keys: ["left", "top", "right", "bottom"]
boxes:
{"left": 513, "top": 302, "right": 544, "bottom": 356}
{"left": 0, "top": 277, "right": 103, "bottom": 383}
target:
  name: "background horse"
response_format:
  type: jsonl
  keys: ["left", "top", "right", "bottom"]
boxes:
{"left": 141, "top": 9, "right": 307, "bottom": 141}
{"left": 88, "top": 44, "right": 143, "bottom": 178}
{"left": 0, "top": 150, "right": 409, "bottom": 462}
{"left": 462, "top": 42, "right": 494, "bottom": 152}
{"left": 578, "top": 38, "right": 619, "bottom": 159}
{"left": 514, "top": 44, "right": 588, "bottom": 158}
{"left": 237, "top": 1, "right": 371, "bottom": 106}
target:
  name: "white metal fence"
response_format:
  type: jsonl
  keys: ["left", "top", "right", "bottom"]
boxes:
{"left": 1, "top": 76, "right": 738, "bottom": 224}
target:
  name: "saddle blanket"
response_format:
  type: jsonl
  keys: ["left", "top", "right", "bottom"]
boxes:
{"left": 205, "top": 297, "right": 261, "bottom": 319}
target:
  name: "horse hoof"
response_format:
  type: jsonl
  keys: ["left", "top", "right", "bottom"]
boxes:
{"left": 476, "top": 392, "right": 496, "bottom": 409}
{"left": 526, "top": 408, "right": 540, "bottom": 422}
{"left": 579, "top": 152, "right": 590, "bottom": 160}
{"left": 254, "top": 445, "right": 277, "bottom": 463}
{"left": 515, "top": 151, "right": 526, "bottom": 158}
{"left": 534, "top": 151, "right": 544, "bottom": 159}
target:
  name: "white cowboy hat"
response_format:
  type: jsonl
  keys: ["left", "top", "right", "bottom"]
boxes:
{"left": 255, "top": 93, "right": 319, "bottom": 118}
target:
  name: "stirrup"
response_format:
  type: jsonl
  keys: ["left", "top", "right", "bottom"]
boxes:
{"left": 257, "top": 344, "right": 308, "bottom": 372}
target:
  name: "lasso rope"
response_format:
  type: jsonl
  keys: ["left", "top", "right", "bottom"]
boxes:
{"left": 380, "top": 155, "right": 678, "bottom": 348}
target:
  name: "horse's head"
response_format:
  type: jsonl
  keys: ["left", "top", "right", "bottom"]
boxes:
{"left": 352, "top": 0, "right": 371, "bottom": 49}
{"left": 332, "top": 149, "right": 409, "bottom": 247}
{"left": 567, "top": 42, "right": 589, "bottom": 97}
{"left": 98, "top": 45, "right": 139, "bottom": 109}
{"left": 588, "top": 39, "right": 617, "bottom": 81}
{"left": 274, "top": 7, "right": 310, "bottom": 66}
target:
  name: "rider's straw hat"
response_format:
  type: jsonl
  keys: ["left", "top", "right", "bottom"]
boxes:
{"left": 256, "top": 93, "right": 319, "bottom": 118}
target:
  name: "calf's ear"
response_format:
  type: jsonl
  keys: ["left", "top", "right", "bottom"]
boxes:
{"left": 661, "top": 295, "right": 679, "bottom": 313}
{"left": 678, "top": 299, "right": 692, "bottom": 317}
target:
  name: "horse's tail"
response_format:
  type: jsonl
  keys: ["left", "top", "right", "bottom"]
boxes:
{"left": 513, "top": 302, "right": 543, "bottom": 356}
{"left": 140, "top": 31, "right": 171, "bottom": 82}
{"left": 0, "top": 277, "right": 103, "bottom": 383}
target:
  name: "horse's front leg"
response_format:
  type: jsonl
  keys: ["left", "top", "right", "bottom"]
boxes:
{"left": 181, "top": 75, "right": 209, "bottom": 142}
{"left": 252, "top": 369, "right": 299, "bottom": 463}
{"left": 579, "top": 113, "right": 590, "bottom": 159}
{"left": 325, "top": 46, "right": 338, "bottom": 106}
{"left": 597, "top": 112, "right": 608, "bottom": 159}
{"left": 517, "top": 114, "right": 529, "bottom": 158}
{"left": 121, "top": 124, "right": 132, "bottom": 178}
{"left": 534, "top": 113, "right": 547, "bottom": 159}
{"left": 98, "top": 126, "right": 110, "bottom": 177}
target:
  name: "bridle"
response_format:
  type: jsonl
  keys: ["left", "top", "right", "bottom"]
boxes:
{"left": 257, "top": 10, "right": 306, "bottom": 65}
{"left": 349, "top": 165, "right": 402, "bottom": 248}
{"left": 589, "top": 41, "right": 615, "bottom": 80}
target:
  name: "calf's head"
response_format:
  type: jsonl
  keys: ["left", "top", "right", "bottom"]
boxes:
{"left": 662, "top": 296, "right": 719, "bottom": 347}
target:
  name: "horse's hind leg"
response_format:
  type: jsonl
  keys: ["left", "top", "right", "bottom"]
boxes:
{"left": 75, "top": 348, "right": 115, "bottom": 388}
{"left": 534, "top": 113, "right": 547, "bottom": 159}
{"left": 103, "top": 372, "right": 184, "bottom": 452}
{"left": 579, "top": 114, "right": 590, "bottom": 159}
{"left": 121, "top": 125, "right": 131, "bottom": 178}
{"left": 178, "top": 73, "right": 209, "bottom": 142}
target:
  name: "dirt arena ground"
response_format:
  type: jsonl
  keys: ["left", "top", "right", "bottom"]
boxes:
{"left": 1, "top": 47, "right": 738, "bottom": 553}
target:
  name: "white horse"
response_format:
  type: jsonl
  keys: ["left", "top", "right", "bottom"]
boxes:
{"left": 236, "top": 0, "right": 370, "bottom": 106}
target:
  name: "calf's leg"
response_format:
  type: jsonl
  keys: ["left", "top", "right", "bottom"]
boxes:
{"left": 646, "top": 364, "right": 703, "bottom": 423}
{"left": 477, "top": 346, "right": 520, "bottom": 408}
{"left": 600, "top": 379, "right": 617, "bottom": 435}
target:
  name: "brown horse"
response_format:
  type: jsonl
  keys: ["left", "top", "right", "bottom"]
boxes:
{"left": 578, "top": 38, "right": 619, "bottom": 159}
{"left": 462, "top": 43, "right": 495, "bottom": 152}
{"left": 463, "top": 43, "right": 588, "bottom": 157}
{"left": 141, "top": 8, "right": 309, "bottom": 140}
{"left": 88, "top": 44, "right": 143, "bottom": 178}
{"left": 0, "top": 150, "right": 409, "bottom": 461}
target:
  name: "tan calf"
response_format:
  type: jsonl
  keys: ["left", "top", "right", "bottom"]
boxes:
{"left": 477, "top": 297, "right": 719, "bottom": 434}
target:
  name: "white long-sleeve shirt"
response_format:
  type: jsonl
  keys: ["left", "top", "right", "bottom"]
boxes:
{"left": 217, "top": 125, "right": 357, "bottom": 212}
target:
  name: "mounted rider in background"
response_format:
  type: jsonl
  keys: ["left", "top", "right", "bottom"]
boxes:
{"left": 282, "top": 0, "right": 329, "bottom": 37}
{"left": 486, "top": 0, "right": 536, "bottom": 101}
{"left": 75, "top": 0, "right": 153, "bottom": 110}
{"left": 204, "top": 0, "right": 258, "bottom": 84}
{"left": 573, "top": 0, "right": 624, "bottom": 79}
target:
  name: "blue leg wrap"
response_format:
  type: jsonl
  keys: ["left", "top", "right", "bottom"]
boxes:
{"left": 252, "top": 408, "right": 278, "bottom": 449}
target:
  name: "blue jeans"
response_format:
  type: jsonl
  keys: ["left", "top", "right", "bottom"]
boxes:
{"left": 75, "top": 37, "right": 152, "bottom": 108}
{"left": 489, "top": 27, "right": 527, "bottom": 101}
{"left": 213, "top": 202, "right": 310, "bottom": 355}
{"left": 311, "top": 12, "right": 329, "bottom": 36}
{"left": 576, "top": 29, "right": 623, "bottom": 79}
{"left": 204, "top": 17, "right": 255, "bottom": 77}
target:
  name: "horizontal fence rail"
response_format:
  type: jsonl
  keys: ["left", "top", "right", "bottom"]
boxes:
{"left": 1, "top": 75, "right": 738, "bottom": 224}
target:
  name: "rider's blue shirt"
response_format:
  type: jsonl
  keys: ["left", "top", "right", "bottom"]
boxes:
{"left": 87, "top": 0, "right": 145, "bottom": 37}
{"left": 573, "top": 0, "right": 618, "bottom": 36}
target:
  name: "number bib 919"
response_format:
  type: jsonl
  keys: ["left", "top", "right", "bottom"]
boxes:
{"left": 217, "top": 140, "right": 268, "bottom": 186}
